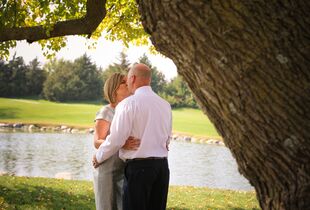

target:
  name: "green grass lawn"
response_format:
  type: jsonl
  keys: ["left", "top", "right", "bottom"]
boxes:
{"left": 0, "top": 97, "right": 219, "bottom": 137}
{"left": 0, "top": 175, "right": 259, "bottom": 210}
{"left": 0, "top": 97, "right": 99, "bottom": 127}
{"left": 172, "top": 108, "right": 218, "bottom": 137}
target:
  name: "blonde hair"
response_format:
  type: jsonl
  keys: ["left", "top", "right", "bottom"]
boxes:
{"left": 103, "top": 73, "right": 125, "bottom": 104}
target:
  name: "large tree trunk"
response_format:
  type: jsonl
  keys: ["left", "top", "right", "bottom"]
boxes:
{"left": 137, "top": 1, "right": 310, "bottom": 209}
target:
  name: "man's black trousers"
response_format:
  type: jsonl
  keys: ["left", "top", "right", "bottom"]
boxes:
{"left": 123, "top": 158, "right": 169, "bottom": 210}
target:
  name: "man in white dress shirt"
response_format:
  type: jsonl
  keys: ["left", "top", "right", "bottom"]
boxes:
{"left": 93, "top": 63, "right": 172, "bottom": 210}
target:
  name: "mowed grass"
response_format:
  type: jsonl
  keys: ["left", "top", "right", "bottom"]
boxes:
{"left": 0, "top": 97, "right": 99, "bottom": 127}
{"left": 0, "top": 175, "right": 259, "bottom": 210}
{"left": 0, "top": 97, "right": 219, "bottom": 137}
{"left": 172, "top": 108, "right": 218, "bottom": 137}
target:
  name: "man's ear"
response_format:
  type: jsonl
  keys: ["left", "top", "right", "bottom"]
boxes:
{"left": 132, "top": 75, "right": 136, "bottom": 83}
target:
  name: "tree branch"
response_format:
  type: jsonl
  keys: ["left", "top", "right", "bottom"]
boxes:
{"left": 0, "top": 0, "right": 107, "bottom": 43}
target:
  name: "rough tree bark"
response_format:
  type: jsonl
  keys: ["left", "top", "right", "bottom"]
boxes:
{"left": 137, "top": 0, "right": 310, "bottom": 209}
{"left": 0, "top": 0, "right": 106, "bottom": 43}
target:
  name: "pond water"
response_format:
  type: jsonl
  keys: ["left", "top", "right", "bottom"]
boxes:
{"left": 0, "top": 131, "right": 253, "bottom": 191}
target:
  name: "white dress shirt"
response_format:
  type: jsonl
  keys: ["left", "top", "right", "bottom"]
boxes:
{"left": 96, "top": 86, "right": 172, "bottom": 162}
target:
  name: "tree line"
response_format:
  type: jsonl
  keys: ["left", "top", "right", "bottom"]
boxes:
{"left": 0, "top": 52, "right": 197, "bottom": 108}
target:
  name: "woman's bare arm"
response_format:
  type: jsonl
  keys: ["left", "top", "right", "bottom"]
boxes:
{"left": 93, "top": 119, "right": 110, "bottom": 149}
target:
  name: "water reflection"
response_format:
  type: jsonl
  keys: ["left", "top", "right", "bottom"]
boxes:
{"left": 169, "top": 142, "right": 251, "bottom": 190}
{"left": 0, "top": 132, "right": 93, "bottom": 179}
{"left": 0, "top": 132, "right": 253, "bottom": 190}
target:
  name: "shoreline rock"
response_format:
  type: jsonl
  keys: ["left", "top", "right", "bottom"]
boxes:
{"left": 0, "top": 122, "right": 90, "bottom": 134}
{"left": 0, "top": 122, "right": 224, "bottom": 146}
{"left": 171, "top": 133, "right": 224, "bottom": 146}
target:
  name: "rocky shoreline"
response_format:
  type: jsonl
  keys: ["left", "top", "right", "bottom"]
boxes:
{"left": 0, "top": 122, "right": 224, "bottom": 146}
{"left": 0, "top": 122, "right": 93, "bottom": 134}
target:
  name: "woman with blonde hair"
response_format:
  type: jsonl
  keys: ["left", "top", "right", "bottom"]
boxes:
{"left": 93, "top": 72, "right": 139, "bottom": 210}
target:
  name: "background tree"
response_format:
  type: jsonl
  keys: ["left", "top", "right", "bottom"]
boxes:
{"left": 0, "top": 59, "right": 11, "bottom": 97}
{"left": 0, "top": 55, "right": 45, "bottom": 97}
{"left": 43, "top": 59, "right": 74, "bottom": 101}
{"left": 112, "top": 51, "right": 131, "bottom": 72}
{"left": 163, "top": 76, "right": 197, "bottom": 108}
{"left": 25, "top": 58, "right": 47, "bottom": 96}
{"left": 1, "top": 0, "right": 309, "bottom": 209}
{"left": 101, "top": 51, "right": 131, "bottom": 84}
{"left": 73, "top": 54, "right": 103, "bottom": 100}
{"left": 6, "top": 56, "right": 28, "bottom": 97}
{"left": 43, "top": 55, "right": 102, "bottom": 101}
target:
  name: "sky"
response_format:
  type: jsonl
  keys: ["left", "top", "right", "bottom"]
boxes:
{"left": 9, "top": 36, "right": 178, "bottom": 81}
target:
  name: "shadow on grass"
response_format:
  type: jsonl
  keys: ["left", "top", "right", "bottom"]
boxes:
{"left": 0, "top": 96, "right": 41, "bottom": 100}
{"left": 0, "top": 183, "right": 95, "bottom": 209}
{"left": 0, "top": 108, "right": 20, "bottom": 119}
{"left": 167, "top": 207, "right": 258, "bottom": 210}
{"left": 55, "top": 99, "right": 104, "bottom": 106}
{"left": 171, "top": 107, "right": 196, "bottom": 111}
{"left": 1, "top": 96, "right": 104, "bottom": 106}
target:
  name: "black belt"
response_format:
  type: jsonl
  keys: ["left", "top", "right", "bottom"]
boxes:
{"left": 126, "top": 157, "right": 167, "bottom": 163}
